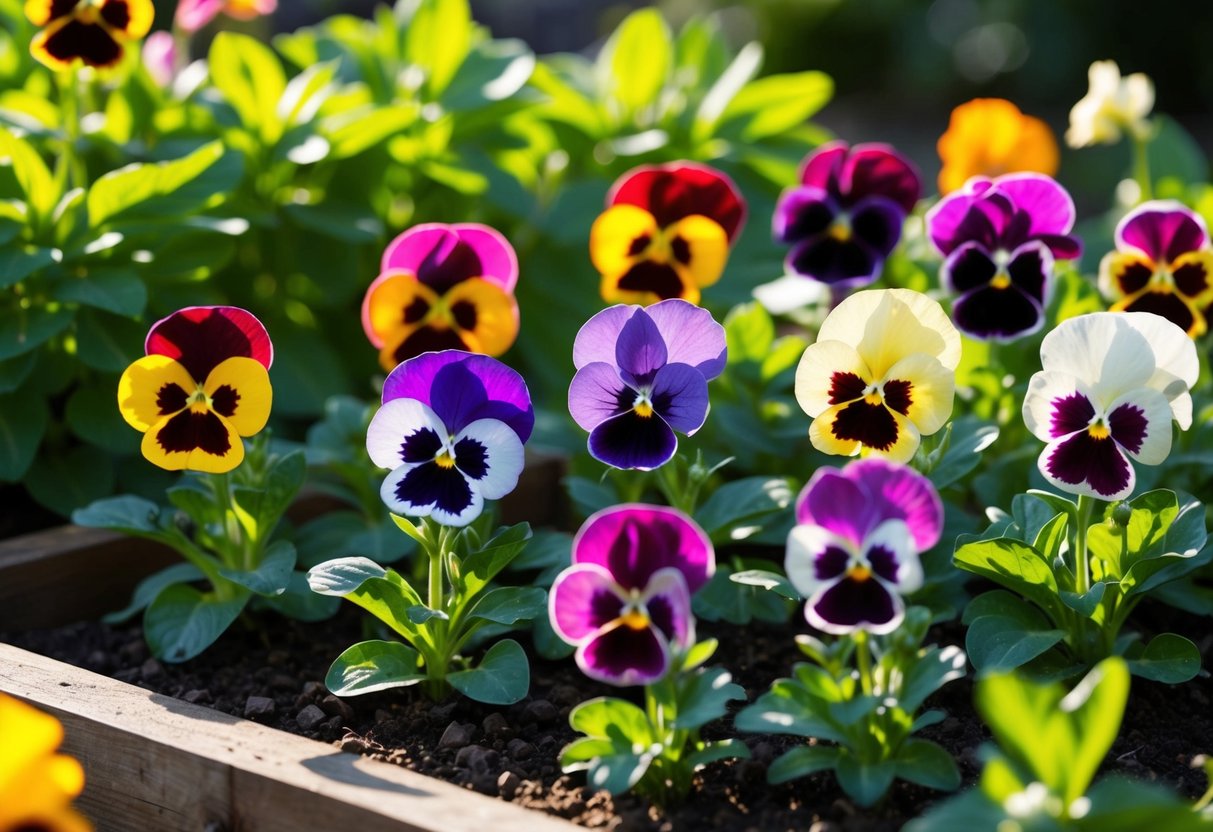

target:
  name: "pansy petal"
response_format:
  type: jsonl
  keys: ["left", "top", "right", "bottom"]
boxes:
{"left": 994, "top": 173, "right": 1076, "bottom": 237}
{"left": 807, "top": 573, "right": 904, "bottom": 635}
{"left": 443, "top": 278, "right": 520, "bottom": 356}
{"left": 882, "top": 352, "right": 955, "bottom": 436}
{"left": 850, "top": 195, "right": 908, "bottom": 257}
{"left": 643, "top": 299, "right": 727, "bottom": 379}
{"left": 821, "top": 288, "right": 961, "bottom": 376}
{"left": 794, "top": 339, "right": 871, "bottom": 419}
{"left": 203, "top": 356, "right": 271, "bottom": 437}
{"left": 379, "top": 323, "right": 471, "bottom": 370}
{"left": 786, "top": 524, "right": 855, "bottom": 600}
{"left": 175, "top": 0, "right": 224, "bottom": 31}
{"left": 614, "top": 307, "right": 667, "bottom": 384}
{"left": 380, "top": 224, "right": 492, "bottom": 293}
{"left": 1116, "top": 200, "right": 1208, "bottom": 264}
{"left": 609, "top": 163, "right": 746, "bottom": 242}
{"left": 381, "top": 461, "right": 484, "bottom": 527}
{"left": 773, "top": 186, "right": 836, "bottom": 244}
{"left": 1022, "top": 370, "right": 1093, "bottom": 444}
{"left": 1039, "top": 311, "right": 1156, "bottom": 395}
{"left": 1099, "top": 251, "right": 1154, "bottom": 300}
{"left": 101, "top": 0, "right": 154, "bottom": 38}
{"left": 786, "top": 234, "right": 880, "bottom": 287}
{"left": 1038, "top": 431, "right": 1135, "bottom": 501}
{"left": 952, "top": 284, "right": 1045, "bottom": 341}
{"left": 1172, "top": 251, "right": 1213, "bottom": 304}
{"left": 588, "top": 410, "right": 677, "bottom": 471}
{"left": 576, "top": 620, "right": 669, "bottom": 686}
{"left": 146, "top": 306, "right": 273, "bottom": 380}
{"left": 32, "top": 17, "right": 122, "bottom": 70}
{"left": 452, "top": 418, "right": 525, "bottom": 500}
{"left": 361, "top": 271, "right": 437, "bottom": 349}
{"left": 572, "top": 305, "right": 636, "bottom": 370}
{"left": 25, "top": 0, "right": 79, "bottom": 26}
{"left": 798, "top": 142, "right": 848, "bottom": 191}
{"left": 1113, "top": 291, "right": 1200, "bottom": 338}
{"left": 1106, "top": 387, "right": 1173, "bottom": 466}
{"left": 650, "top": 363, "right": 709, "bottom": 435}
{"left": 604, "top": 259, "right": 693, "bottom": 305}
{"left": 845, "top": 458, "right": 945, "bottom": 552}
{"left": 590, "top": 204, "right": 659, "bottom": 279}
{"left": 662, "top": 214, "right": 729, "bottom": 290}
{"left": 568, "top": 362, "right": 629, "bottom": 432}
{"left": 642, "top": 567, "right": 695, "bottom": 649}
{"left": 810, "top": 399, "right": 921, "bottom": 462}
{"left": 925, "top": 188, "right": 981, "bottom": 256}
{"left": 864, "top": 518, "right": 922, "bottom": 593}
{"left": 1116, "top": 312, "right": 1199, "bottom": 428}
{"left": 549, "top": 563, "right": 625, "bottom": 643}
{"left": 573, "top": 504, "right": 714, "bottom": 593}
{"left": 449, "top": 223, "right": 518, "bottom": 292}
{"left": 365, "top": 398, "right": 447, "bottom": 469}
{"left": 842, "top": 144, "right": 922, "bottom": 214}
{"left": 142, "top": 409, "right": 243, "bottom": 474}
{"left": 795, "top": 469, "right": 878, "bottom": 544}
{"left": 941, "top": 242, "right": 997, "bottom": 295}
{"left": 118, "top": 355, "right": 197, "bottom": 431}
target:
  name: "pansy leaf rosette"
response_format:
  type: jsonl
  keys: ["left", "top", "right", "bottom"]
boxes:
{"left": 1099, "top": 200, "right": 1213, "bottom": 337}
{"left": 366, "top": 350, "right": 534, "bottom": 527}
{"left": 549, "top": 505, "right": 714, "bottom": 686}
{"left": 362, "top": 223, "right": 520, "bottom": 372}
{"left": 795, "top": 288, "right": 961, "bottom": 462}
{"left": 118, "top": 306, "right": 273, "bottom": 474}
{"left": 927, "top": 173, "right": 1082, "bottom": 341}
{"left": 1023, "top": 311, "right": 1198, "bottom": 501}
{"left": 774, "top": 141, "right": 921, "bottom": 289}
{"left": 26, "top": 0, "right": 154, "bottom": 70}
{"left": 569, "top": 298, "right": 726, "bottom": 470}
{"left": 590, "top": 162, "right": 746, "bottom": 305}
{"left": 786, "top": 459, "right": 940, "bottom": 634}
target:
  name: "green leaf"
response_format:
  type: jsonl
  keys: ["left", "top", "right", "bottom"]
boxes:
{"left": 405, "top": 0, "right": 472, "bottom": 97}
{"left": 53, "top": 268, "right": 147, "bottom": 317}
{"left": 0, "top": 393, "right": 47, "bottom": 480}
{"left": 0, "top": 307, "right": 72, "bottom": 360}
{"left": 672, "top": 665, "right": 746, "bottom": 730}
{"left": 441, "top": 38, "right": 535, "bottom": 111}
{"left": 0, "top": 128, "right": 58, "bottom": 225}
{"left": 964, "top": 589, "right": 1066, "bottom": 674}
{"left": 730, "top": 568, "right": 800, "bottom": 600}
{"left": 720, "top": 71, "right": 833, "bottom": 141}
{"left": 901, "top": 790, "right": 1008, "bottom": 832}
{"left": 405, "top": 604, "right": 448, "bottom": 625}
{"left": 103, "top": 563, "right": 205, "bottom": 624}
{"left": 144, "top": 584, "right": 249, "bottom": 663}
{"left": 569, "top": 696, "right": 654, "bottom": 743}
{"left": 735, "top": 677, "right": 846, "bottom": 743}
{"left": 1124, "top": 632, "right": 1201, "bottom": 683}
{"left": 210, "top": 33, "right": 288, "bottom": 143}
{"left": 277, "top": 59, "right": 338, "bottom": 126}
{"left": 927, "top": 417, "right": 1000, "bottom": 490}
{"left": 231, "top": 449, "right": 306, "bottom": 542}
{"left": 459, "top": 522, "right": 532, "bottom": 595}
{"left": 582, "top": 753, "right": 653, "bottom": 796}
{"left": 680, "top": 638, "right": 718, "bottom": 671}
{"left": 724, "top": 301, "right": 774, "bottom": 364}
{"left": 766, "top": 744, "right": 839, "bottom": 784}
{"left": 1080, "top": 776, "right": 1213, "bottom": 832}
{"left": 74, "top": 309, "right": 142, "bottom": 372}
{"left": 601, "top": 9, "right": 671, "bottom": 115}
{"left": 899, "top": 645, "right": 967, "bottom": 712}
{"left": 218, "top": 540, "right": 296, "bottom": 596}
{"left": 72, "top": 494, "right": 164, "bottom": 536}
{"left": 0, "top": 245, "right": 55, "bottom": 289}
{"left": 953, "top": 538, "right": 1059, "bottom": 615}
{"left": 466, "top": 586, "right": 546, "bottom": 626}
{"left": 259, "top": 571, "right": 341, "bottom": 622}
{"left": 564, "top": 475, "right": 617, "bottom": 517}
{"left": 306, "top": 556, "right": 389, "bottom": 594}
{"left": 324, "top": 104, "right": 418, "bottom": 158}
{"left": 894, "top": 739, "right": 960, "bottom": 791}
{"left": 325, "top": 639, "right": 425, "bottom": 695}
{"left": 65, "top": 382, "right": 138, "bottom": 452}
{"left": 685, "top": 738, "right": 750, "bottom": 771}
{"left": 0, "top": 352, "right": 36, "bottom": 394}
{"left": 87, "top": 141, "right": 237, "bottom": 226}
{"left": 24, "top": 443, "right": 114, "bottom": 516}
{"left": 693, "top": 41, "right": 763, "bottom": 142}
{"left": 835, "top": 754, "right": 896, "bottom": 807}
{"left": 447, "top": 638, "right": 530, "bottom": 705}
{"left": 696, "top": 476, "right": 793, "bottom": 542}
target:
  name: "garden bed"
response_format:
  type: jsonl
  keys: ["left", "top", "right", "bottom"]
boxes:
{"left": 4, "top": 520, "right": 1212, "bottom": 831}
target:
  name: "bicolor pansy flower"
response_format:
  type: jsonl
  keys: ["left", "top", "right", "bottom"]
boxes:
{"left": 795, "top": 288, "right": 960, "bottom": 463}
{"left": 1099, "top": 201, "right": 1213, "bottom": 337}
{"left": 936, "top": 99, "right": 1059, "bottom": 195}
{"left": 361, "top": 223, "right": 520, "bottom": 373}
{"left": 26, "top": 0, "right": 154, "bottom": 71}
{"left": 590, "top": 162, "right": 746, "bottom": 306}
{"left": 786, "top": 459, "right": 940, "bottom": 634}
{"left": 549, "top": 505, "right": 713, "bottom": 686}
{"left": 366, "top": 350, "right": 533, "bottom": 527}
{"left": 175, "top": 0, "right": 276, "bottom": 32}
{"left": 1023, "top": 312, "right": 1197, "bottom": 501}
{"left": 118, "top": 306, "right": 273, "bottom": 474}
{"left": 926, "top": 173, "right": 1082, "bottom": 341}
{"left": 569, "top": 299, "right": 726, "bottom": 471}
{"left": 773, "top": 141, "right": 921, "bottom": 289}
{"left": 0, "top": 693, "right": 91, "bottom": 832}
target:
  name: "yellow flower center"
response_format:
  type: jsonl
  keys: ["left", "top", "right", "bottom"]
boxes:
{"left": 77, "top": 2, "right": 102, "bottom": 24}
{"left": 620, "top": 607, "right": 650, "bottom": 630}
{"left": 1088, "top": 423, "right": 1110, "bottom": 440}
{"left": 633, "top": 391, "right": 654, "bottom": 418}
{"left": 848, "top": 564, "right": 872, "bottom": 582}
{"left": 435, "top": 451, "right": 456, "bottom": 469}
{"left": 1148, "top": 265, "right": 1176, "bottom": 291}
{"left": 828, "top": 217, "right": 852, "bottom": 242}
{"left": 990, "top": 273, "right": 1012, "bottom": 290}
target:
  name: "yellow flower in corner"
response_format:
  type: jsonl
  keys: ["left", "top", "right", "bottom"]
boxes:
{"left": 0, "top": 694, "right": 92, "bottom": 832}
{"left": 795, "top": 289, "right": 960, "bottom": 463}
{"left": 937, "top": 98, "right": 1059, "bottom": 195}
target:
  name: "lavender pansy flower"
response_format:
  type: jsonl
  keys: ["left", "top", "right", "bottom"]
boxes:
{"left": 926, "top": 173, "right": 1082, "bottom": 341}
{"left": 774, "top": 141, "right": 922, "bottom": 289}
{"left": 785, "top": 459, "right": 941, "bottom": 634}
{"left": 366, "top": 351, "right": 534, "bottom": 527}
{"left": 549, "top": 505, "right": 714, "bottom": 686}
{"left": 568, "top": 299, "right": 725, "bottom": 471}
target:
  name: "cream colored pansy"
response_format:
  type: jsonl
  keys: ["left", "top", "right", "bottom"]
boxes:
{"left": 1066, "top": 60, "right": 1154, "bottom": 148}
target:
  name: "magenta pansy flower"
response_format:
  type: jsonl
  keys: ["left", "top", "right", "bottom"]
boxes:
{"left": 366, "top": 351, "right": 534, "bottom": 527}
{"left": 142, "top": 31, "right": 176, "bottom": 87}
{"left": 176, "top": 0, "right": 276, "bottom": 33}
{"left": 549, "top": 505, "right": 714, "bottom": 686}
{"left": 773, "top": 141, "right": 922, "bottom": 289}
{"left": 568, "top": 299, "right": 726, "bottom": 471}
{"left": 785, "top": 459, "right": 941, "bottom": 634}
{"left": 926, "top": 173, "right": 1082, "bottom": 341}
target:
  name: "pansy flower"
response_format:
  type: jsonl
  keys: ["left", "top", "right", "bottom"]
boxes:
{"left": 0, "top": 693, "right": 91, "bottom": 832}
{"left": 1023, "top": 312, "right": 1198, "bottom": 501}
{"left": 795, "top": 288, "right": 960, "bottom": 463}
{"left": 1066, "top": 60, "right": 1154, "bottom": 148}
{"left": 175, "top": 0, "right": 276, "bottom": 32}
{"left": 27, "top": 0, "right": 154, "bottom": 70}
{"left": 366, "top": 351, "right": 533, "bottom": 527}
{"left": 1099, "top": 201, "right": 1213, "bottom": 337}
{"left": 118, "top": 306, "right": 272, "bottom": 474}
{"left": 926, "top": 173, "right": 1082, "bottom": 341}
{"left": 141, "top": 30, "right": 175, "bottom": 87}
{"left": 590, "top": 162, "right": 746, "bottom": 305}
{"left": 786, "top": 459, "right": 939, "bottom": 634}
{"left": 362, "top": 223, "right": 520, "bottom": 372}
{"left": 936, "top": 99, "right": 1059, "bottom": 195}
{"left": 773, "top": 141, "right": 921, "bottom": 289}
{"left": 569, "top": 299, "right": 725, "bottom": 470}
{"left": 549, "top": 505, "right": 713, "bottom": 686}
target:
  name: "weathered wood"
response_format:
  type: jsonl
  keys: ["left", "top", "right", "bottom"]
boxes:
{"left": 0, "top": 644, "right": 577, "bottom": 832}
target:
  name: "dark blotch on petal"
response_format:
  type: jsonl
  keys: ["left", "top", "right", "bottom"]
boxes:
{"left": 849, "top": 199, "right": 906, "bottom": 256}
{"left": 1122, "top": 291, "right": 1197, "bottom": 334}
{"left": 156, "top": 409, "right": 231, "bottom": 456}
{"left": 831, "top": 400, "right": 900, "bottom": 451}
{"left": 100, "top": 0, "right": 132, "bottom": 30}
{"left": 628, "top": 234, "right": 651, "bottom": 257}
{"left": 827, "top": 371, "right": 867, "bottom": 406}
{"left": 156, "top": 382, "right": 188, "bottom": 416}
{"left": 210, "top": 384, "right": 239, "bottom": 418}
{"left": 1046, "top": 432, "right": 1132, "bottom": 498}
{"left": 780, "top": 195, "right": 835, "bottom": 243}
{"left": 450, "top": 300, "right": 477, "bottom": 331}
{"left": 647, "top": 594, "right": 677, "bottom": 643}
{"left": 149, "top": 309, "right": 261, "bottom": 381}
{"left": 416, "top": 238, "right": 482, "bottom": 294}
{"left": 1049, "top": 392, "right": 1095, "bottom": 439}
{"left": 395, "top": 462, "right": 474, "bottom": 516}
{"left": 945, "top": 246, "right": 997, "bottom": 294}
{"left": 1007, "top": 247, "right": 1048, "bottom": 302}
{"left": 453, "top": 436, "right": 489, "bottom": 480}
{"left": 400, "top": 427, "right": 443, "bottom": 464}
{"left": 670, "top": 236, "right": 692, "bottom": 265}
{"left": 403, "top": 297, "right": 430, "bottom": 324}
{"left": 815, "top": 546, "right": 850, "bottom": 581}
{"left": 590, "top": 590, "right": 623, "bottom": 630}
{"left": 582, "top": 623, "right": 667, "bottom": 682}
{"left": 788, "top": 235, "right": 878, "bottom": 286}
{"left": 589, "top": 410, "right": 677, "bottom": 470}
{"left": 867, "top": 545, "right": 900, "bottom": 583}
{"left": 952, "top": 285, "right": 1042, "bottom": 340}
{"left": 43, "top": 19, "right": 122, "bottom": 67}
{"left": 393, "top": 326, "right": 470, "bottom": 364}
{"left": 1173, "top": 261, "right": 1211, "bottom": 299}
{"left": 1114, "top": 259, "right": 1153, "bottom": 296}
{"left": 882, "top": 379, "right": 912, "bottom": 415}
{"left": 1108, "top": 402, "right": 1148, "bottom": 455}
{"left": 617, "top": 260, "right": 686, "bottom": 300}
{"left": 812, "top": 576, "right": 897, "bottom": 630}
{"left": 49, "top": 0, "right": 78, "bottom": 20}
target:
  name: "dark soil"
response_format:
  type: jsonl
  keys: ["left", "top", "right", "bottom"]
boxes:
{"left": 5, "top": 600, "right": 1212, "bottom": 832}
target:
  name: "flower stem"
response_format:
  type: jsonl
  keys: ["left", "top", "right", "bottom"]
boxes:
{"left": 1074, "top": 494, "right": 1096, "bottom": 596}
{"left": 1132, "top": 134, "right": 1153, "bottom": 203}
{"left": 54, "top": 68, "right": 83, "bottom": 193}
{"left": 427, "top": 521, "right": 447, "bottom": 613}
{"left": 854, "top": 630, "right": 874, "bottom": 697}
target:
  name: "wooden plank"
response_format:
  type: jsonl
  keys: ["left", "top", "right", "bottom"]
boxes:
{"left": 0, "top": 644, "right": 577, "bottom": 832}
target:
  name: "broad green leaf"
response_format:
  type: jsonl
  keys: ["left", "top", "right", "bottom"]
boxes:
{"left": 696, "top": 476, "right": 793, "bottom": 542}
{"left": 218, "top": 540, "right": 296, "bottom": 596}
{"left": 103, "top": 562, "right": 205, "bottom": 623}
{"left": 295, "top": 512, "right": 411, "bottom": 569}
{"left": 898, "top": 645, "right": 967, "bottom": 712}
{"left": 405, "top": 0, "right": 472, "bottom": 97}
{"left": 325, "top": 639, "right": 425, "bottom": 695}
{"left": 894, "top": 738, "right": 961, "bottom": 791}
{"left": 72, "top": 494, "right": 164, "bottom": 536}
{"left": 0, "top": 245, "right": 55, "bottom": 289}
{"left": 693, "top": 41, "right": 763, "bottom": 141}
{"left": 74, "top": 309, "right": 142, "bottom": 372}
{"left": 24, "top": 443, "right": 114, "bottom": 516}
{"left": 441, "top": 38, "right": 534, "bottom": 111}
{"left": 563, "top": 475, "right": 617, "bottom": 517}
{"left": 569, "top": 696, "right": 654, "bottom": 743}
{"left": 724, "top": 301, "right": 774, "bottom": 364}
{"left": 766, "top": 745, "right": 839, "bottom": 784}
{"left": 953, "top": 538, "right": 1059, "bottom": 615}
{"left": 210, "top": 33, "right": 288, "bottom": 143}
{"left": 584, "top": 753, "right": 653, "bottom": 796}
{"left": 0, "top": 306, "right": 72, "bottom": 360}
{"left": 1124, "top": 632, "right": 1201, "bottom": 683}
{"left": 87, "top": 141, "right": 235, "bottom": 226}
{"left": 901, "top": 790, "right": 1009, "bottom": 832}
{"left": 459, "top": 522, "right": 532, "bottom": 594}
{"left": 307, "top": 556, "right": 390, "bottom": 593}
{"left": 405, "top": 604, "right": 447, "bottom": 625}
{"left": 730, "top": 569, "right": 800, "bottom": 600}
{"left": 53, "top": 268, "right": 147, "bottom": 317}
{"left": 324, "top": 104, "right": 418, "bottom": 158}
{"left": 680, "top": 637, "right": 718, "bottom": 672}
{"left": 0, "top": 128, "right": 57, "bottom": 224}
{"left": 277, "top": 60, "right": 339, "bottom": 126}
{"left": 1080, "top": 776, "right": 1213, "bottom": 832}
{"left": 835, "top": 754, "right": 896, "bottom": 807}
{"left": 735, "top": 678, "right": 847, "bottom": 743}
{"left": 0, "top": 393, "right": 47, "bottom": 480}
{"left": 466, "top": 586, "right": 546, "bottom": 626}
{"left": 0, "top": 352, "right": 35, "bottom": 394}
{"left": 928, "top": 417, "right": 999, "bottom": 490}
{"left": 672, "top": 666, "right": 746, "bottom": 730}
{"left": 65, "top": 382, "right": 137, "bottom": 452}
{"left": 447, "top": 638, "right": 530, "bottom": 705}
{"left": 694, "top": 562, "right": 793, "bottom": 625}
{"left": 258, "top": 571, "right": 341, "bottom": 622}
{"left": 145, "top": 583, "right": 249, "bottom": 663}
{"left": 601, "top": 9, "right": 671, "bottom": 116}
{"left": 231, "top": 449, "right": 306, "bottom": 542}
{"left": 343, "top": 573, "right": 425, "bottom": 639}
{"left": 964, "top": 603, "right": 1065, "bottom": 674}
{"left": 685, "top": 738, "right": 750, "bottom": 770}
{"left": 720, "top": 71, "right": 833, "bottom": 141}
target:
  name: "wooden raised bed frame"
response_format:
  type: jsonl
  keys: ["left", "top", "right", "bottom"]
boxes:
{"left": 0, "top": 453, "right": 576, "bottom": 832}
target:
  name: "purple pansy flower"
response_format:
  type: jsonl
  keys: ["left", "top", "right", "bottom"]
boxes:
{"left": 568, "top": 299, "right": 725, "bottom": 471}
{"left": 1022, "top": 312, "right": 1197, "bottom": 500}
{"left": 549, "top": 505, "right": 714, "bottom": 686}
{"left": 773, "top": 141, "right": 922, "bottom": 289}
{"left": 785, "top": 459, "right": 941, "bottom": 634}
{"left": 366, "top": 351, "right": 534, "bottom": 527}
{"left": 926, "top": 173, "right": 1082, "bottom": 341}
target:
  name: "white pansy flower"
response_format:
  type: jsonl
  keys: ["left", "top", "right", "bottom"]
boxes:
{"left": 1066, "top": 60, "right": 1154, "bottom": 148}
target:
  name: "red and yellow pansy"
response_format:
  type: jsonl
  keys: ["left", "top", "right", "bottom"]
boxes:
{"left": 0, "top": 693, "right": 92, "bottom": 832}
{"left": 25, "top": 0, "right": 154, "bottom": 70}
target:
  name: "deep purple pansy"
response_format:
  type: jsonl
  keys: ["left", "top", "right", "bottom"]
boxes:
{"left": 785, "top": 459, "right": 941, "bottom": 635}
{"left": 568, "top": 299, "right": 726, "bottom": 471}
{"left": 926, "top": 173, "right": 1082, "bottom": 341}
{"left": 549, "top": 505, "right": 714, "bottom": 686}
{"left": 366, "top": 351, "right": 534, "bottom": 527}
{"left": 1022, "top": 312, "right": 1197, "bottom": 501}
{"left": 773, "top": 141, "right": 922, "bottom": 289}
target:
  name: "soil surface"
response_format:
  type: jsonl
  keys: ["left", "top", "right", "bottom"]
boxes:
{"left": 6, "top": 599, "right": 1212, "bottom": 831}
